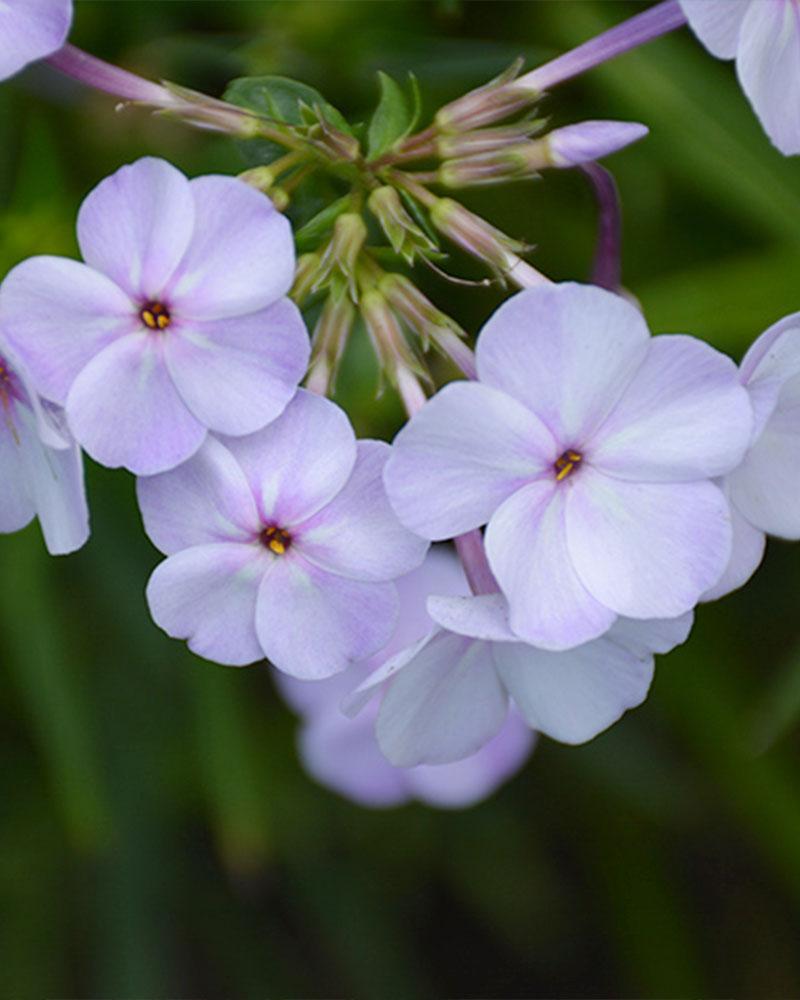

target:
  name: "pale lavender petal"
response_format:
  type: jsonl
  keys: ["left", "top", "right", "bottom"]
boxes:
{"left": 163, "top": 300, "right": 309, "bottom": 437}
{"left": 485, "top": 480, "right": 617, "bottom": 650}
{"left": 342, "top": 631, "right": 438, "bottom": 718}
{"left": 0, "top": 256, "right": 138, "bottom": 403}
{"left": 136, "top": 435, "right": 260, "bottom": 556}
{"left": 493, "top": 634, "right": 653, "bottom": 745}
{"left": 591, "top": 335, "right": 752, "bottom": 481}
{"left": 739, "top": 313, "right": 800, "bottom": 439}
{"left": 728, "top": 376, "right": 800, "bottom": 537}
{"left": 376, "top": 631, "right": 508, "bottom": 766}
{"left": 426, "top": 592, "right": 517, "bottom": 642}
{"left": 0, "top": 416, "right": 35, "bottom": 533}
{"left": 679, "top": 0, "right": 749, "bottom": 59}
{"left": 547, "top": 120, "right": 648, "bottom": 167}
{"left": 76, "top": 157, "right": 195, "bottom": 300}
{"left": 566, "top": 469, "right": 731, "bottom": 618}
{"left": 385, "top": 381, "right": 555, "bottom": 540}
{"left": 300, "top": 440, "right": 429, "bottom": 582}
{"left": 65, "top": 333, "right": 206, "bottom": 474}
{"left": 167, "top": 176, "right": 295, "bottom": 320}
{"left": 737, "top": 0, "right": 800, "bottom": 156}
{"left": 146, "top": 543, "right": 266, "bottom": 666}
{"left": 256, "top": 554, "right": 398, "bottom": 680}
{"left": 702, "top": 492, "right": 765, "bottom": 601}
{"left": 274, "top": 658, "right": 371, "bottom": 719}
{"left": 405, "top": 713, "right": 535, "bottom": 808}
{"left": 0, "top": 0, "right": 72, "bottom": 80}
{"left": 606, "top": 613, "right": 694, "bottom": 657}
{"left": 475, "top": 283, "right": 650, "bottom": 444}
{"left": 220, "top": 390, "right": 356, "bottom": 526}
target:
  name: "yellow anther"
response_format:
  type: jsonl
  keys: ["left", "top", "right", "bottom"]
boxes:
{"left": 140, "top": 301, "right": 171, "bottom": 330}
{"left": 260, "top": 524, "right": 291, "bottom": 555}
{"left": 554, "top": 449, "right": 583, "bottom": 481}
{"left": 268, "top": 538, "right": 286, "bottom": 555}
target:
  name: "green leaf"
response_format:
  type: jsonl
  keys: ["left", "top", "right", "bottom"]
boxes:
{"left": 366, "top": 72, "right": 417, "bottom": 161}
{"left": 225, "top": 75, "right": 352, "bottom": 134}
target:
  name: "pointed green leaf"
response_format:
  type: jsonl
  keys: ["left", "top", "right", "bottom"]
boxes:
{"left": 366, "top": 72, "right": 416, "bottom": 161}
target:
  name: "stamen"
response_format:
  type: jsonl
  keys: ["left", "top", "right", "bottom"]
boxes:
{"left": 140, "top": 301, "right": 171, "bottom": 330}
{"left": 260, "top": 524, "right": 292, "bottom": 555}
{"left": 554, "top": 449, "right": 583, "bottom": 481}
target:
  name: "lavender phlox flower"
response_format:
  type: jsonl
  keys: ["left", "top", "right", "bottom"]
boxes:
{"left": 385, "top": 282, "right": 753, "bottom": 650}
{"left": 277, "top": 548, "right": 535, "bottom": 808}
{"left": 0, "top": 339, "right": 88, "bottom": 554}
{"left": 706, "top": 310, "right": 800, "bottom": 599}
{"left": 680, "top": 0, "right": 800, "bottom": 155}
{"left": 0, "top": 157, "right": 309, "bottom": 475}
{"left": 346, "top": 583, "right": 692, "bottom": 766}
{"left": 0, "top": 0, "right": 72, "bottom": 81}
{"left": 138, "top": 389, "right": 429, "bottom": 679}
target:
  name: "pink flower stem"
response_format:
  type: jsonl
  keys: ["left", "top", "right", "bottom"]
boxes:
{"left": 516, "top": 0, "right": 687, "bottom": 92}
{"left": 581, "top": 163, "right": 622, "bottom": 291}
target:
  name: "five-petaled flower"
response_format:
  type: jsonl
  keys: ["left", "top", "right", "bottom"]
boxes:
{"left": 0, "top": 0, "right": 72, "bottom": 82}
{"left": 0, "top": 339, "right": 88, "bottom": 554}
{"left": 138, "top": 389, "right": 429, "bottom": 679}
{"left": 0, "top": 157, "right": 310, "bottom": 475}
{"left": 277, "top": 547, "right": 535, "bottom": 807}
{"left": 385, "top": 282, "right": 753, "bottom": 650}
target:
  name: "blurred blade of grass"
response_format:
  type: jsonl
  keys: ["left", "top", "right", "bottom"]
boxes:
{"left": 0, "top": 531, "right": 111, "bottom": 850}
{"left": 539, "top": 3, "right": 800, "bottom": 247}
{"left": 750, "top": 641, "right": 800, "bottom": 754}
{"left": 189, "top": 660, "right": 274, "bottom": 874}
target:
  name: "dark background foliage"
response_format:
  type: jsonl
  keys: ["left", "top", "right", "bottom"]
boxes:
{"left": 2, "top": 2, "right": 800, "bottom": 996}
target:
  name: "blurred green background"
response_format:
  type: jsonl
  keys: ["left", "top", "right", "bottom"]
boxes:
{"left": 2, "top": 1, "right": 800, "bottom": 996}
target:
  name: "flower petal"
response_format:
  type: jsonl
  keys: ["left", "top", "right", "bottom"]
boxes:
{"left": 566, "top": 469, "right": 731, "bottom": 618}
{"left": 737, "top": 0, "right": 800, "bottom": 156}
{"left": 702, "top": 490, "right": 765, "bottom": 601}
{"left": 256, "top": 554, "right": 398, "bottom": 679}
{"left": 384, "top": 381, "right": 555, "bottom": 540}
{"left": 146, "top": 543, "right": 266, "bottom": 666}
{"left": 136, "top": 435, "right": 260, "bottom": 555}
{"left": 0, "top": 0, "right": 71, "bottom": 80}
{"left": 485, "top": 480, "right": 617, "bottom": 650}
{"left": 163, "top": 300, "right": 309, "bottom": 436}
{"left": 376, "top": 632, "right": 508, "bottom": 766}
{"left": 591, "top": 335, "right": 752, "bottom": 481}
{"left": 405, "top": 712, "right": 535, "bottom": 808}
{"left": 493, "top": 632, "right": 653, "bottom": 745}
{"left": 728, "top": 375, "right": 800, "bottom": 537}
{"left": 0, "top": 256, "right": 138, "bottom": 403}
{"left": 475, "top": 282, "right": 650, "bottom": 444}
{"left": 76, "top": 157, "right": 195, "bottom": 300}
{"left": 167, "top": 176, "right": 295, "bottom": 319}
{"left": 426, "top": 592, "right": 517, "bottom": 642}
{"left": 65, "top": 333, "right": 206, "bottom": 474}
{"left": 607, "top": 613, "right": 694, "bottom": 657}
{"left": 0, "top": 418, "right": 35, "bottom": 533}
{"left": 220, "top": 389, "right": 357, "bottom": 526}
{"left": 300, "top": 440, "right": 429, "bottom": 582}
{"left": 739, "top": 312, "right": 800, "bottom": 439}
{"left": 679, "top": 0, "right": 749, "bottom": 59}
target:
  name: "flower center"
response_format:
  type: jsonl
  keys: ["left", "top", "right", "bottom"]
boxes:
{"left": 554, "top": 449, "right": 583, "bottom": 481}
{"left": 260, "top": 524, "right": 292, "bottom": 555}
{"left": 140, "top": 301, "right": 171, "bottom": 330}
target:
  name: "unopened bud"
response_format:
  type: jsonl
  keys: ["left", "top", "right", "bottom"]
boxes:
{"left": 435, "top": 60, "right": 538, "bottom": 134}
{"left": 314, "top": 213, "right": 368, "bottom": 300}
{"left": 361, "top": 289, "right": 429, "bottom": 390}
{"left": 430, "top": 198, "right": 526, "bottom": 275}
{"left": 545, "top": 120, "right": 648, "bottom": 167}
{"left": 160, "top": 82, "right": 263, "bottom": 137}
{"left": 367, "top": 187, "right": 438, "bottom": 263}
{"left": 307, "top": 291, "right": 356, "bottom": 395}
{"left": 436, "top": 122, "right": 542, "bottom": 159}
{"left": 291, "top": 253, "right": 323, "bottom": 306}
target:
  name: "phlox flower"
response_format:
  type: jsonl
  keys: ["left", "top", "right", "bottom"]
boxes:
{"left": 0, "top": 0, "right": 72, "bottom": 81}
{"left": 138, "top": 389, "right": 429, "bottom": 679}
{"left": 0, "top": 156, "right": 309, "bottom": 475}
{"left": 347, "top": 584, "right": 693, "bottom": 767}
{"left": 385, "top": 282, "right": 752, "bottom": 650}
{"left": 679, "top": 0, "right": 800, "bottom": 155}
{"left": 706, "top": 309, "right": 800, "bottom": 599}
{"left": 276, "top": 548, "right": 535, "bottom": 808}
{"left": 0, "top": 341, "right": 88, "bottom": 554}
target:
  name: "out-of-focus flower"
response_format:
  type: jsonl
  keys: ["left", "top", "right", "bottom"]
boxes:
{"left": 277, "top": 549, "right": 535, "bottom": 808}
{"left": 680, "top": 0, "right": 800, "bottom": 155}
{"left": 138, "top": 390, "right": 428, "bottom": 679}
{"left": 385, "top": 282, "right": 753, "bottom": 650}
{"left": 706, "top": 310, "right": 800, "bottom": 599}
{"left": 0, "top": 0, "right": 72, "bottom": 81}
{"left": 347, "top": 587, "right": 692, "bottom": 766}
{"left": 0, "top": 341, "right": 88, "bottom": 554}
{"left": 0, "top": 157, "right": 309, "bottom": 475}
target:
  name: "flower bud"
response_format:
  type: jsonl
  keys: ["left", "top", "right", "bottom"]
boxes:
{"left": 367, "top": 187, "right": 438, "bottom": 263}
{"left": 360, "top": 289, "right": 429, "bottom": 390}
{"left": 291, "top": 252, "right": 323, "bottom": 306}
{"left": 435, "top": 60, "right": 538, "bottom": 134}
{"left": 314, "top": 213, "right": 368, "bottom": 300}
{"left": 436, "top": 122, "right": 543, "bottom": 159}
{"left": 306, "top": 291, "right": 357, "bottom": 394}
{"left": 545, "top": 120, "right": 648, "bottom": 167}
{"left": 430, "top": 198, "right": 526, "bottom": 275}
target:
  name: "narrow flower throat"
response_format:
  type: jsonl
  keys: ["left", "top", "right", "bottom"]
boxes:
{"left": 140, "top": 301, "right": 171, "bottom": 330}
{"left": 554, "top": 449, "right": 583, "bottom": 481}
{"left": 260, "top": 524, "right": 292, "bottom": 555}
